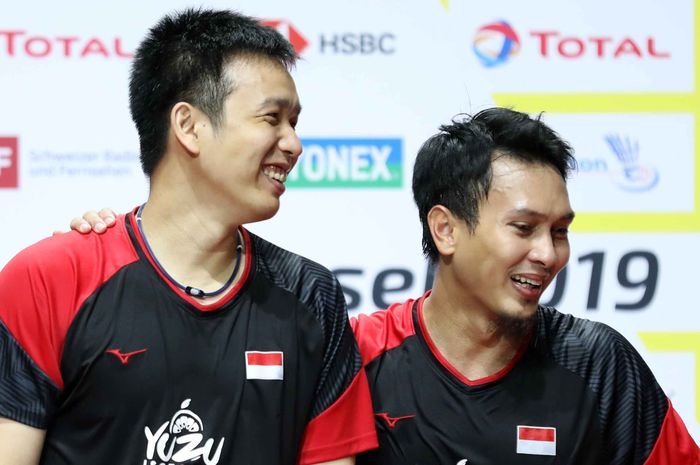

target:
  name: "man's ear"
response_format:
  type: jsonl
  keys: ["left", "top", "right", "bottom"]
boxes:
{"left": 170, "top": 102, "right": 206, "bottom": 156}
{"left": 427, "top": 205, "right": 460, "bottom": 258}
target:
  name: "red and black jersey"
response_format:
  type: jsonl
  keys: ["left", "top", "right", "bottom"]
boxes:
{"left": 0, "top": 209, "right": 377, "bottom": 465}
{"left": 352, "top": 292, "right": 699, "bottom": 465}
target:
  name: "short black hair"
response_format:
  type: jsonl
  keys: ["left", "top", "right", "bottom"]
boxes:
{"left": 412, "top": 107, "right": 576, "bottom": 262}
{"left": 129, "top": 8, "right": 297, "bottom": 176}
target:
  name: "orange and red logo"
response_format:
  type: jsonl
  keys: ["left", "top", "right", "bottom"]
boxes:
{"left": 0, "top": 137, "right": 18, "bottom": 188}
{"left": 261, "top": 20, "right": 309, "bottom": 55}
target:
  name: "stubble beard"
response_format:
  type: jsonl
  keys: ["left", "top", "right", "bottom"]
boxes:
{"left": 492, "top": 308, "right": 536, "bottom": 340}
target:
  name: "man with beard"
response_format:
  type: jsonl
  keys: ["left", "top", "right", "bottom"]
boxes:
{"left": 69, "top": 108, "right": 699, "bottom": 463}
{"left": 350, "top": 108, "right": 698, "bottom": 464}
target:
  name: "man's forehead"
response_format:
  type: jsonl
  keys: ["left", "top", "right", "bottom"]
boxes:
{"left": 256, "top": 97, "right": 302, "bottom": 114}
{"left": 224, "top": 57, "right": 300, "bottom": 109}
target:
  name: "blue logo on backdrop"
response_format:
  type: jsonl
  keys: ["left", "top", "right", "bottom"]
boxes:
{"left": 604, "top": 134, "right": 659, "bottom": 192}
{"left": 288, "top": 138, "right": 403, "bottom": 188}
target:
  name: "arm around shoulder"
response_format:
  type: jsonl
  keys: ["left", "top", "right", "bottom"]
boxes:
{"left": 0, "top": 417, "right": 45, "bottom": 465}
{"left": 312, "top": 457, "right": 355, "bottom": 465}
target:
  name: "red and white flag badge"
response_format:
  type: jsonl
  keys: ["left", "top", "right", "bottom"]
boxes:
{"left": 245, "top": 351, "right": 284, "bottom": 380}
{"left": 516, "top": 425, "right": 556, "bottom": 456}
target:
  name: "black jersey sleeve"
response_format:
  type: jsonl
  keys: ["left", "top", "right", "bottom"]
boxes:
{"left": 251, "top": 234, "right": 377, "bottom": 463}
{"left": 537, "top": 308, "right": 694, "bottom": 465}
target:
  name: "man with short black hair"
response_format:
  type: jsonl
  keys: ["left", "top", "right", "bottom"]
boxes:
{"left": 352, "top": 108, "right": 698, "bottom": 464}
{"left": 0, "top": 9, "right": 376, "bottom": 465}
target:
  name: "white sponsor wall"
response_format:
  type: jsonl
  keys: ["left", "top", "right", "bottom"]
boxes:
{"left": 0, "top": 0, "right": 698, "bottom": 442}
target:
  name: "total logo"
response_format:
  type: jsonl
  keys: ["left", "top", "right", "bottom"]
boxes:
{"left": 0, "top": 30, "right": 132, "bottom": 58}
{"left": 0, "top": 137, "right": 18, "bottom": 188}
{"left": 143, "top": 399, "right": 224, "bottom": 465}
{"left": 262, "top": 19, "right": 395, "bottom": 55}
{"left": 473, "top": 21, "right": 521, "bottom": 67}
{"left": 288, "top": 138, "right": 403, "bottom": 188}
{"left": 472, "top": 20, "right": 670, "bottom": 67}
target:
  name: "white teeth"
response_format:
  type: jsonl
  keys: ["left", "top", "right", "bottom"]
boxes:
{"left": 263, "top": 166, "right": 288, "bottom": 183}
{"left": 512, "top": 275, "right": 542, "bottom": 288}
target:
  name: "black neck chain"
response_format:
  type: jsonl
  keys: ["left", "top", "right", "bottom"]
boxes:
{"left": 135, "top": 205, "right": 243, "bottom": 298}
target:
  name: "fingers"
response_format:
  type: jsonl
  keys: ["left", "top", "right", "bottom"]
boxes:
{"left": 69, "top": 209, "right": 116, "bottom": 234}
{"left": 98, "top": 208, "right": 116, "bottom": 227}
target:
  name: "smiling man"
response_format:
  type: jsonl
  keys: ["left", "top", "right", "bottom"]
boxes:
{"left": 352, "top": 108, "right": 699, "bottom": 464}
{"left": 71, "top": 108, "right": 700, "bottom": 463}
{"left": 0, "top": 9, "right": 376, "bottom": 465}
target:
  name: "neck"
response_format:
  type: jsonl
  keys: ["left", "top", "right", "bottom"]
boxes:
{"left": 137, "top": 195, "right": 244, "bottom": 301}
{"left": 422, "top": 276, "right": 532, "bottom": 381}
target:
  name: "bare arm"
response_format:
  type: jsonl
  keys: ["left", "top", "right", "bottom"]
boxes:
{"left": 312, "top": 457, "right": 355, "bottom": 465}
{"left": 0, "top": 418, "right": 45, "bottom": 465}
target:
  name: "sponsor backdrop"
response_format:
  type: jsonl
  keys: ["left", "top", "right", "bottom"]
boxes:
{"left": 1, "top": 0, "right": 698, "bottom": 442}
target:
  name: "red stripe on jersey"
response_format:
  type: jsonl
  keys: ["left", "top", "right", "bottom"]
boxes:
{"left": 0, "top": 215, "right": 139, "bottom": 389}
{"left": 128, "top": 211, "right": 253, "bottom": 313}
{"left": 246, "top": 351, "right": 283, "bottom": 366}
{"left": 643, "top": 399, "right": 700, "bottom": 464}
{"left": 298, "top": 368, "right": 378, "bottom": 464}
{"left": 416, "top": 292, "right": 531, "bottom": 387}
{"left": 350, "top": 296, "right": 418, "bottom": 366}
{"left": 519, "top": 426, "right": 555, "bottom": 442}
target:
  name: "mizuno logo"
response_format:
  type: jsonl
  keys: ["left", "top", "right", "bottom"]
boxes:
{"left": 106, "top": 348, "right": 147, "bottom": 365}
{"left": 375, "top": 412, "right": 416, "bottom": 428}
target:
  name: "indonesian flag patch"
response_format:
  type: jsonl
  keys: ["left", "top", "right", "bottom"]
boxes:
{"left": 245, "top": 351, "right": 284, "bottom": 380}
{"left": 516, "top": 425, "right": 556, "bottom": 456}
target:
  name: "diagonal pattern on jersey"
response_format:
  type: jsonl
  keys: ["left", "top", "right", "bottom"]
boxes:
{"left": 253, "top": 233, "right": 362, "bottom": 418}
{"left": 0, "top": 320, "right": 59, "bottom": 428}
{"left": 536, "top": 308, "right": 668, "bottom": 465}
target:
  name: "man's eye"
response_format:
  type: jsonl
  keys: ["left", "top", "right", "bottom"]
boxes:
{"left": 264, "top": 113, "right": 279, "bottom": 124}
{"left": 553, "top": 227, "right": 569, "bottom": 239}
{"left": 512, "top": 223, "right": 533, "bottom": 233}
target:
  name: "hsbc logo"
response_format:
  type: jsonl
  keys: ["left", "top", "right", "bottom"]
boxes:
{"left": 0, "top": 30, "right": 132, "bottom": 59}
{"left": 0, "top": 137, "right": 18, "bottom": 188}
{"left": 261, "top": 20, "right": 309, "bottom": 55}
{"left": 473, "top": 21, "right": 670, "bottom": 66}
{"left": 262, "top": 20, "right": 396, "bottom": 56}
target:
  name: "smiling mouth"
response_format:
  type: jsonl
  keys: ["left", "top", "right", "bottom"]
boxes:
{"left": 263, "top": 165, "right": 289, "bottom": 183}
{"left": 511, "top": 275, "right": 543, "bottom": 290}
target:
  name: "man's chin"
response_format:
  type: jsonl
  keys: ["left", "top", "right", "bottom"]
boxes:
{"left": 493, "top": 305, "right": 537, "bottom": 336}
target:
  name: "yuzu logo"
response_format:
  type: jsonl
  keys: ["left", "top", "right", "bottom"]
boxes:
{"left": 473, "top": 21, "right": 521, "bottom": 67}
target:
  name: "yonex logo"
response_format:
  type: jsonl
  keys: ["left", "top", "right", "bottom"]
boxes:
{"left": 288, "top": 138, "right": 403, "bottom": 188}
{"left": 0, "top": 137, "right": 18, "bottom": 188}
{"left": 473, "top": 21, "right": 521, "bottom": 67}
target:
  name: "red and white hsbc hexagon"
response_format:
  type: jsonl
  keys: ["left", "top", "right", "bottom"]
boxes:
{"left": 0, "top": 137, "right": 18, "bottom": 188}
{"left": 260, "top": 20, "right": 309, "bottom": 55}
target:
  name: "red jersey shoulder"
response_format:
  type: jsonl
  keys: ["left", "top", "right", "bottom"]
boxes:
{"left": 351, "top": 297, "right": 417, "bottom": 366}
{"left": 1, "top": 214, "right": 137, "bottom": 290}
{"left": 0, "top": 214, "right": 138, "bottom": 389}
